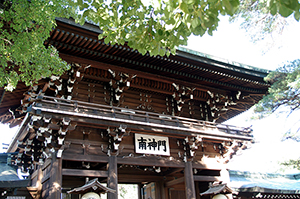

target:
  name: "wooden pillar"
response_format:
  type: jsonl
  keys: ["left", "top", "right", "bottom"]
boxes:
{"left": 48, "top": 153, "right": 62, "bottom": 199}
{"left": 107, "top": 155, "right": 118, "bottom": 199}
{"left": 184, "top": 161, "right": 196, "bottom": 199}
{"left": 36, "top": 166, "right": 43, "bottom": 199}
{"left": 155, "top": 181, "right": 166, "bottom": 199}
{"left": 195, "top": 182, "right": 201, "bottom": 199}
{"left": 138, "top": 184, "right": 143, "bottom": 199}
{"left": 164, "top": 187, "right": 170, "bottom": 199}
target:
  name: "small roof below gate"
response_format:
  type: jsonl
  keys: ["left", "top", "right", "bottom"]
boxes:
{"left": 229, "top": 170, "right": 300, "bottom": 195}
{"left": 200, "top": 182, "right": 234, "bottom": 196}
{"left": 68, "top": 178, "right": 116, "bottom": 195}
{"left": 0, "top": 153, "right": 31, "bottom": 189}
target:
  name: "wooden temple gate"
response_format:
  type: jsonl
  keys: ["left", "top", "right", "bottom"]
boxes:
{"left": 0, "top": 18, "right": 270, "bottom": 199}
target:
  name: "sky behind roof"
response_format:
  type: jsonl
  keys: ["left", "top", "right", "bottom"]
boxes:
{"left": 187, "top": 16, "right": 300, "bottom": 71}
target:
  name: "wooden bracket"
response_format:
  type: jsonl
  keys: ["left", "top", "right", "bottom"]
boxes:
{"left": 104, "top": 69, "right": 136, "bottom": 106}
{"left": 216, "top": 140, "right": 251, "bottom": 163}
{"left": 171, "top": 83, "right": 195, "bottom": 116}
{"left": 207, "top": 90, "right": 242, "bottom": 122}
{"left": 138, "top": 93, "right": 153, "bottom": 111}
{"left": 106, "top": 125, "right": 128, "bottom": 155}
{"left": 177, "top": 136, "right": 203, "bottom": 162}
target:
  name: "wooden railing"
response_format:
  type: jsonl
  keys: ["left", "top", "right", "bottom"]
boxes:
{"left": 28, "top": 94, "right": 253, "bottom": 141}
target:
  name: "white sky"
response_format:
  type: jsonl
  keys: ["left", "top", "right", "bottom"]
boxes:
{"left": 225, "top": 108, "right": 300, "bottom": 174}
{"left": 1, "top": 15, "right": 300, "bottom": 173}
{"left": 187, "top": 16, "right": 300, "bottom": 71}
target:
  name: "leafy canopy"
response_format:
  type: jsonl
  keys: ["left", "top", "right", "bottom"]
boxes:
{"left": 230, "top": 0, "right": 300, "bottom": 51}
{"left": 1, "top": 0, "right": 300, "bottom": 90}
{"left": 0, "top": 0, "right": 73, "bottom": 90}
{"left": 281, "top": 159, "right": 300, "bottom": 171}
{"left": 255, "top": 60, "right": 300, "bottom": 116}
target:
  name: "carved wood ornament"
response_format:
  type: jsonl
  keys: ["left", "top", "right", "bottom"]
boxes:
{"left": 177, "top": 136, "right": 203, "bottom": 162}
{"left": 207, "top": 90, "right": 242, "bottom": 122}
{"left": 12, "top": 115, "right": 77, "bottom": 171}
{"left": 48, "top": 63, "right": 89, "bottom": 100}
{"left": 138, "top": 93, "right": 153, "bottom": 111}
{"left": 105, "top": 125, "right": 129, "bottom": 156}
{"left": 104, "top": 69, "right": 136, "bottom": 106}
{"left": 168, "top": 83, "right": 195, "bottom": 116}
{"left": 213, "top": 140, "right": 251, "bottom": 163}
{"left": 12, "top": 62, "right": 91, "bottom": 171}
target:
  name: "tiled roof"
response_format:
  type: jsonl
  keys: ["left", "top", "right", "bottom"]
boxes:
{"left": 0, "top": 153, "right": 30, "bottom": 188}
{"left": 0, "top": 153, "right": 19, "bottom": 181}
{"left": 229, "top": 170, "right": 300, "bottom": 194}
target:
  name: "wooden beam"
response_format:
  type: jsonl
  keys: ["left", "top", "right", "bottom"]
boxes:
{"left": 62, "top": 169, "right": 108, "bottom": 177}
{"left": 138, "top": 184, "right": 142, "bottom": 199}
{"left": 48, "top": 154, "right": 62, "bottom": 199}
{"left": 185, "top": 161, "right": 196, "bottom": 199}
{"left": 117, "top": 156, "right": 186, "bottom": 168}
{"left": 7, "top": 113, "right": 30, "bottom": 153}
{"left": 63, "top": 153, "right": 109, "bottom": 163}
{"left": 35, "top": 167, "right": 43, "bottom": 199}
{"left": 27, "top": 187, "right": 38, "bottom": 196}
{"left": 162, "top": 168, "right": 183, "bottom": 176}
{"left": 59, "top": 53, "right": 214, "bottom": 94}
{"left": 62, "top": 153, "right": 221, "bottom": 170}
{"left": 118, "top": 174, "right": 164, "bottom": 183}
{"left": 165, "top": 177, "right": 185, "bottom": 187}
{"left": 193, "top": 175, "right": 221, "bottom": 182}
{"left": 156, "top": 180, "right": 166, "bottom": 199}
{"left": 32, "top": 101, "right": 253, "bottom": 142}
{"left": 107, "top": 155, "right": 118, "bottom": 199}
{"left": 41, "top": 172, "right": 50, "bottom": 184}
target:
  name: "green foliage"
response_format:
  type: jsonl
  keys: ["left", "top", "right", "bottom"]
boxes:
{"left": 0, "top": 0, "right": 72, "bottom": 90}
{"left": 231, "top": 0, "right": 300, "bottom": 44}
{"left": 254, "top": 60, "right": 300, "bottom": 116}
{"left": 281, "top": 159, "right": 300, "bottom": 170}
{"left": 119, "top": 185, "right": 128, "bottom": 199}
{"left": 118, "top": 184, "right": 137, "bottom": 199}
{"left": 255, "top": 60, "right": 300, "bottom": 171}
{"left": 72, "top": 0, "right": 241, "bottom": 57}
{"left": 1, "top": 0, "right": 299, "bottom": 91}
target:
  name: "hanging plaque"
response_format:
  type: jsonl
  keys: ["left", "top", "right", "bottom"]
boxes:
{"left": 135, "top": 133, "right": 170, "bottom": 156}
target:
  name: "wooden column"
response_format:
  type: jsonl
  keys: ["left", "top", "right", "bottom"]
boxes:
{"left": 184, "top": 161, "right": 196, "bottom": 199}
{"left": 138, "top": 184, "right": 142, "bottom": 199}
{"left": 36, "top": 166, "right": 43, "bottom": 199}
{"left": 107, "top": 155, "right": 118, "bottom": 199}
{"left": 195, "top": 182, "right": 201, "bottom": 199}
{"left": 155, "top": 181, "right": 166, "bottom": 199}
{"left": 48, "top": 153, "right": 62, "bottom": 199}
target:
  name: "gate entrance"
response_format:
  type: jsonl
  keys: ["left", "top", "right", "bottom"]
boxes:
{"left": 60, "top": 157, "right": 219, "bottom": 199}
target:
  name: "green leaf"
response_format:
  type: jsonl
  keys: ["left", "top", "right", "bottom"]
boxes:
{"left": 82, "top": 9, "right": 90, "bottom": 19}
{"left": 222, "top": 0, "right": 234, "bottom": 15}
{"left": 191, "top": 18, "right": 200, "bottom": 29}
{"left": 280, "top": 0, "right": 299, "bottom": 11}
{"left": 180, "top": 2, "right": 189, "bottom": 13}
{"left": 77, "top": 0, "right": 84, "bottom": 10}
{"left": 186, "top": 0, "right": 195, "bottom": 4}
{"left": 294, "top": 10, "right": 300, "bottom": 21}
{"left": 204, "top": 16, "right": 215, "bottom": 28}
{"left": 166, "top": 18, "right": 176, "bottom": 25}
{"left": 270, "top": 0, "right": 278, "bottom": 15}
{"left": 279, "top": 4, "right": 294, "bottom": 17}
{"left": 83, "top": 3, "right": 89, "bottom": 9}
{"left": 157, "top": 29, "right": 164, "bottom": 36}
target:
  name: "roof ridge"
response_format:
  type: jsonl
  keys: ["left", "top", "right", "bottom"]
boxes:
{"left": 177, "top": 46, "right": 271, "bottom": 74}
